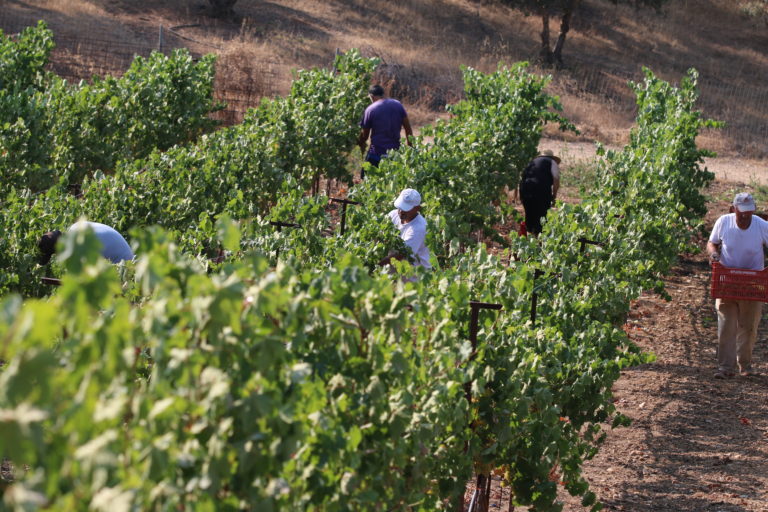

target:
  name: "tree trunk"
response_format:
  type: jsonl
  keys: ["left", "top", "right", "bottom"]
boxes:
{"left": 539, "top": 9, "right": 554, "bottom": 66}
{"left": 207, "top": 0, "right": 237, "bottom": 18}
{"left": 552, "top": 0, "right": 581, "bottom": 66}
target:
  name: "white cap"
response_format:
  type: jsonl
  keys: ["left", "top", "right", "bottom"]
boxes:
{"left": 733, "top": 192, "right": 756, "bottom": 212}
{"left": 394, "top": 188, "right": 422, "bottom": 211}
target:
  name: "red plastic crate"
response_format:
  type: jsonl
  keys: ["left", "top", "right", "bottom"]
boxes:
{"left": 710, "top": 262, "right": 768, "bottom": 302}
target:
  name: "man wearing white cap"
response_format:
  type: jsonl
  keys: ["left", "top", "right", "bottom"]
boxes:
{"left": 384, "top": 188, "right": 432, "bottom": 271}
{"left": 707, "top": 192, "right": 768, "bottom": 378}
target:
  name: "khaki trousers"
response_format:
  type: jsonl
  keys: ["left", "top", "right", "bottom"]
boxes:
{"left": 716, "top": 298, "right": 763, "bottom": 372}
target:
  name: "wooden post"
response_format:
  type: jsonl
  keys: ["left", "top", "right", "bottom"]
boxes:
{"left": 269, "top": 221, "right": 300, "bottom": 260}
{"left": 577, "top": 237, "right": 604, "bottom": 254}
{"left": 459, "top": 301, "right": 502, "bottom": 512}
{"left": 531, "top": 269, "right": 545, "bottom": 325}
{"left": 330, "top": 198, "right": 361, "bottom": 236}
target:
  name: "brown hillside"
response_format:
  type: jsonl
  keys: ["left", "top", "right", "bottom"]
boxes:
{"left": 1, "top": 0, "right": 767, "bottom": 158}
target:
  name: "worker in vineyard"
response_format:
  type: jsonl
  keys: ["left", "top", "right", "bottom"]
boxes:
{"left": 518, "top": 149, "right": 561, "bottom": 235}
{"left": 707, "top": 192, "right": 768, "bottom": 379}
{"left": 357, "top": 85, "right": 413, "bottom": 170}
{"left": 38, "top": 220, "right": 134, "bottom": 265}
{"left": 380, "top": 188, "right": 432, "bottom": 273}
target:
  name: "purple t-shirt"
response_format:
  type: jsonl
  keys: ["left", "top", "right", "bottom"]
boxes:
{"left": 360, "top": 98, "right": 407, "bottom": 156}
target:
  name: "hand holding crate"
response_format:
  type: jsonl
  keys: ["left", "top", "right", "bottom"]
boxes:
{"left": 710, "top": 262, "right": 768, "bottom": 302}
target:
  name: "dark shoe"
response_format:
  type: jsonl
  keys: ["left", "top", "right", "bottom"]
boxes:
{"left": 714, "top": 370, "right": 735, "bottom": 379}
{"left": 740, "top": 367, "right": 759, "bottom": 377}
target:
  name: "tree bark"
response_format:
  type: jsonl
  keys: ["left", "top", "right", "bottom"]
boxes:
{"left": 552, "top": 0, "right": 581, "bottom": 66}
{"left": 539, "top": 8, "right": 554, "bottom": 66}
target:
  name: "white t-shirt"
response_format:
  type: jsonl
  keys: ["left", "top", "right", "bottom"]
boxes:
{"left": 388, "top": 210, "right": 432, "bottom": 270}
{"left": 69, "top": 221, "right": 134, "bottom": 263}
{"left": 709, "top": 214, "right": 768, "bottom": 270}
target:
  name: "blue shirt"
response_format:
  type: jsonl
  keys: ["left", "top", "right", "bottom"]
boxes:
{"left": 69, "top": 221, "right": 134, "bottom": 263}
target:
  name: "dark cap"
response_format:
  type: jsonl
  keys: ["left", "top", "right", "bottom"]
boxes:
{"left": 368, "top": 84, "right": 384, "bottom": 97}
{"left": 38, "top": 230, "right": 62, "bottom": 265}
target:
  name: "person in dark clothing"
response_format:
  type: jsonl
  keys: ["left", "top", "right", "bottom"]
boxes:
{"left": 518, "top": 149, "right": 561, "bottom": 235}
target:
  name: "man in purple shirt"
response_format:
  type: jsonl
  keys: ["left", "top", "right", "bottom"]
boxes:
{"left": 357, "top": 85, "right": 413, "bottom": 172}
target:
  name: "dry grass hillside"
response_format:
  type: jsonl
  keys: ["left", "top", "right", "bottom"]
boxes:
{"left": 2, "top": 0, "right": 767, "bottom": 158}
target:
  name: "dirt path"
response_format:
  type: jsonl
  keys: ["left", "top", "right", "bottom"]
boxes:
{"left": 553, "top": 180, "right": 768, "bottom": 512}
{"left": 541, "top": 139, "right": 768, "bottom": 187}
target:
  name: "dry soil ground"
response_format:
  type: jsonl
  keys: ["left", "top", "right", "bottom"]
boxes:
{"left": 542, "top": 138, "right": 768, "bottom": 187}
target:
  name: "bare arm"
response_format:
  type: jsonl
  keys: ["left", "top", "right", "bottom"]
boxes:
{"left": 550, "top": 160, "right": 561, "bottom": 203}
{"left": 358, "top": 127, "right": 371, "bottom": 155}
{"left": 402, "top": 116, "right": 414, "bottom": 147}
{"left": 378, "top": 250, "right": 405, "bottom": 267}
{"left": 707, "top": 241, "right": 721, "bottom": 262}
